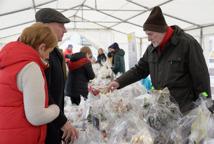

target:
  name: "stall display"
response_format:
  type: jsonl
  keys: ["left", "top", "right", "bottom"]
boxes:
{"left": 63, "top": 62, "right": 214, "bottom": 144}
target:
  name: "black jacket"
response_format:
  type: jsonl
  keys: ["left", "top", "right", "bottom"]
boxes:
{"left": 65, "top": 52, "right": 95, "bottom": 101}
{"left": 45, "top": 48, "right": 67, "bottom": 144}
{"left": 97, "top": 53, "right": 107, "bottom": 65}
{"left": 116, "top": 26, "right": 211, "bottom": 113}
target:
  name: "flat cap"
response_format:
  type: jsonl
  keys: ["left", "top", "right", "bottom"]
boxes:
{"left": 35, "top": 8, "right": 70, "bottom": 23}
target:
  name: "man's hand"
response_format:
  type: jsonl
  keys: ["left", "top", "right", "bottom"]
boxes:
{"left": 91, "top": 88, "right": 100, "bottom": 96}
{"left": 61, "top": 121, "right": 78, "bottom": 143}
{"left": 107, "top": 81, "right": 120, "bottom": 92}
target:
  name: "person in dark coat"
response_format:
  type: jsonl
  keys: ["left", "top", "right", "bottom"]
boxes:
{"left": 108, "top": 42, "right": 125, "bottom": 74}
{"left": 96, "top": 48, "right": 107, "bottom": 65}
{"left": 107, "top": 6, "right": 211, "bottom": 114}
{"left": 66, "top": 46, "right": 95, "bottom": 105}
{"left": 35, "top": 8, "right": 78, "bottom": 144}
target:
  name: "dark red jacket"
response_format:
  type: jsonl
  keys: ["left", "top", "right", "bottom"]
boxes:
{"left": 63, "top": 49, "right": 72, "bottom": 62}
{"left": 0, "top": 42, "right": 48, "bottom": 144}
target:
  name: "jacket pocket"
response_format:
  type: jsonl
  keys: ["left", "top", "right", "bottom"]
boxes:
{"left": 168, "top": 57, "right": 182, "bottom": 64}
{"left": 168, "top": 57, "right": 184, "bottom": 72}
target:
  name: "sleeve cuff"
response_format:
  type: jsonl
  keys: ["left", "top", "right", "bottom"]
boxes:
{"left": 200, "top": 92, "right": 208, "bottom": 98}
{"left": 52, "top": 110, "right": 67, "bottom": 129}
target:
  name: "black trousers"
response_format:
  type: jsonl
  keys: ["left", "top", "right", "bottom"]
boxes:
{"left": 45, "top": 123, "right": 63, "bottom": 144}
{"left": 70, "top": 96, "right": 80, "bottom": 105}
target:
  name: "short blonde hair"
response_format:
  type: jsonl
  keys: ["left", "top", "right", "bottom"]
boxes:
{"left": 19, "top": 22, "right": 57, "bottom": 50}
{"left": 80, "top": 46, "right": 92, "bottom": 55}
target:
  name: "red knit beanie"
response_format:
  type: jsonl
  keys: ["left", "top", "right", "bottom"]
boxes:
{"left": 143, "top": 6, "right": 167, "bottom": 33}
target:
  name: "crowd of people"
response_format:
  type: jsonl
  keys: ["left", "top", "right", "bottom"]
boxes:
{"left": 0, "top": 6, "right": 213, "bottom": 144}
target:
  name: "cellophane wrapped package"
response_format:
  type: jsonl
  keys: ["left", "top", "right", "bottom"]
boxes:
{"left": 187, "top": 98, "right": 214, "bottom": 143}
{"left": 133, "top": 88, "right": 184, "bottom": 144}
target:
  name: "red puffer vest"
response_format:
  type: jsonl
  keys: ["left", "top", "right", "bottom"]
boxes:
{"left": 0, "top": 42, "right": 48, "bottom": 144}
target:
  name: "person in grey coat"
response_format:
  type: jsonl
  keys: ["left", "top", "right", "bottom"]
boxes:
{"left": 107, "top": 6, "right": 211, "bottom": 114}
{"left": 108, "top": 42, "right": 125, "bottom": 74}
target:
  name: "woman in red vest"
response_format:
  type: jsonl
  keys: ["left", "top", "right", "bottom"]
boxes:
{"left": 0, "top": 23, "right": 60, "bottom": 144}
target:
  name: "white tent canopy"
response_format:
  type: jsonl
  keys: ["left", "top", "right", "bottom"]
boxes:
{"left": 1, "top": 0, "right": 214, "bottom": 43}
{"left": 1, "top": 0, "right": 214, "bottom": 63}
{"left": 2, "top": 0, "right": 214, "bottom": 67}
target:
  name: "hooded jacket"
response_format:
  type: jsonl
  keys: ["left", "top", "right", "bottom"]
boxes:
{"left": 0, "top": 41, "right": 48, "bottom": 144}
{"left": 112, "top": 49, "right": 125, "bottom": 74}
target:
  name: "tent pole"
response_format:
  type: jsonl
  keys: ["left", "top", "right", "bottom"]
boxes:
{"left": 200, "top": 28, "right": 203, "bottom": 48}
{"left": 31, "top": 0, "right": 37, "bottom": 13}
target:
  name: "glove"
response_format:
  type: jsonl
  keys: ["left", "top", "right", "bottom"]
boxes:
{"left": 199, "top": 92, "right": 214, "bottom": 113}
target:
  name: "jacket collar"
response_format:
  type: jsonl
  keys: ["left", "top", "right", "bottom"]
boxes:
{"left": 149, "top": 25, "right": 183, "bottom": 53}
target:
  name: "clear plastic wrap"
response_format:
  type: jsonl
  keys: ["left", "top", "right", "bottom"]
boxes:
{"left": 207, "top": 114, "right": 214, "bottom": 138}
{"left": 107, "top": 112, "right": 155, "bottom": 144}
{"left": 64, "top": 97, "right": 90, "bottom": 130}
{"left": 66, "top": 80, "right": 214, "bottom": 143}
{"left": 130, "top": 120, "right": 155, "bottom": 144}
{"left": 134, "top": 88, "right": 184, "bottom": 144}
{"left": 188, "top": 98, "right": 213, "bottom": 143}
{"left": 203, "top": 139, "right": 214, "bottom": 144}
{"left": 73, "top": 125, "right": 104, "bottom": 144}
{"left": 169, "top": 114, "right": 196, "bottom": 144}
